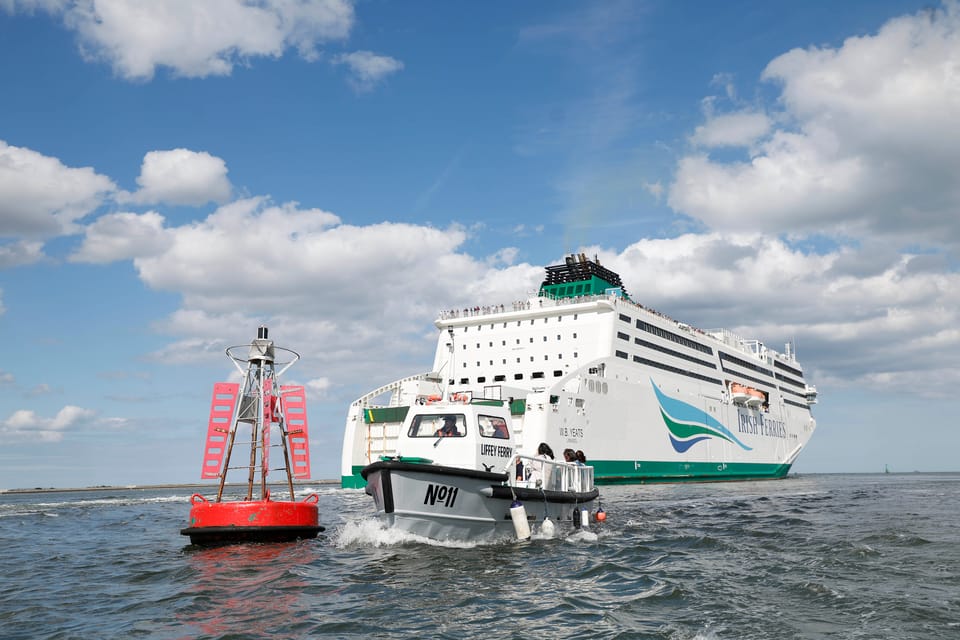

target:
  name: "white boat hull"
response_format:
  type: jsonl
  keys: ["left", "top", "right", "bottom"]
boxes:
{"left": 362, "top": 460, "right": 599, "bottom": 540}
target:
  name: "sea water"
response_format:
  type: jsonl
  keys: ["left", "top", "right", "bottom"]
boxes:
{"left": 0, "top": 473, "right": 957, "bottom": 639}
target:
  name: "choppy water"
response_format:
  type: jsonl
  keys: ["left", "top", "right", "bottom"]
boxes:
{"left": 1, "top": 473, "right": 957, "bottom": 639}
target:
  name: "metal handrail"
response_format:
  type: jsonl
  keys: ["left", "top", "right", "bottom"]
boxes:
{"left": 508, "top": 454, "right": 594, "bottom": 492}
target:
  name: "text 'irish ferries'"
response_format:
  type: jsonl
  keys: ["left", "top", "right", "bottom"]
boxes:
{"left": 738, "top": 413, "right": 787, "bottom": 438}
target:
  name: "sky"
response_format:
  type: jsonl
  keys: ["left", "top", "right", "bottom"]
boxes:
{"left": 1, "top": 0, "right": 959, "bottom": 489}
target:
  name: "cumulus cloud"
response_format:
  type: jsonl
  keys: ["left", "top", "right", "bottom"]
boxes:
{"left": 305, "top": 377, "right": 331, "bottom": 398}
{"left": 70, "top": 211, "right": 171, "bottom": 263}
{"left": 121, "top": 149, "right": 232, "bottom": 206}
{"left": 0, "top": 240, "right": 44, "bottom": 267}
{"left": 23, "top": 0, "right": 356, "bottom": 80}
{"left": 129, "top": 198, "right": 547, "bottom": 394}
{"left": 669, "top": 2, "right": 960, "bottom": 246}
{"left": 0, "top": 140, "right": 115, "bottom": 237}
{"left": 1, "top": 405, "right": 96, "bottom": 443}
{"left": 690, "top": 111, "right": 771, "bottom": 148}
{"left": 333, "top": 50, "right": 404, "bottom": 91}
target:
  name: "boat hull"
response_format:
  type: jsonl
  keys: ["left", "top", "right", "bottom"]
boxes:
{"left": 361, "top": 460, "right": 598, "bottom": 540}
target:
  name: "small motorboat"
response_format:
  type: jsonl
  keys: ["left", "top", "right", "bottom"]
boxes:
{"left": 361, "top": 393, "right": 601, "bottom": 541}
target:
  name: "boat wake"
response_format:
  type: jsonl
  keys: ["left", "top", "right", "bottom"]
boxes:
{"left": 333, "top": 517, "right": 510, "bottom": 549}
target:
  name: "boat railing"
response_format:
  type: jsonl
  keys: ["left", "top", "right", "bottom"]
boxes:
{"left": 509, "top": 455, "right": 594, "bottom": 492}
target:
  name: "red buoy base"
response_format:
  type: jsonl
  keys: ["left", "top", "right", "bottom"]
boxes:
{"left": 181, "top": 494, "right": 323, "bottom": 547}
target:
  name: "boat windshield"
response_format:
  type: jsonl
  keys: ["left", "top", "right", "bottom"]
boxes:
{"left": 408, "top": 413, "right": 466, "bottom": 438}
{"left": 478, "top": 414, "right": 509, "bottom": 439}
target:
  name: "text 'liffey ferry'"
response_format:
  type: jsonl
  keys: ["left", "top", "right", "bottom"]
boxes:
{"left": 341, "top": 254, "right": 817, "bottom": 489}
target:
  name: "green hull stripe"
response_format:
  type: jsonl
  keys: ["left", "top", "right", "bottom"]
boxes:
{"left": 591, "top": 459, "right": 791, "bottom": 484}
{"left": 340, "top": 460, "right": 790, "bottom": 488}
{"left": 341, "top": 466, "right": 367, "bottom": 489}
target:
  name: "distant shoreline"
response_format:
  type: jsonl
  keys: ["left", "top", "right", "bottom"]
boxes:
{"left": 0, "top": 480, "right": 341, "bottom": 495}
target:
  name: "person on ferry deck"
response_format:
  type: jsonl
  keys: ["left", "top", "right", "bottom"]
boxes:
{"left": 435, "top": 415, "right": 459, "bottom": 437}
{"left": 576, "top": 450, "right": 587, "bottom": 465}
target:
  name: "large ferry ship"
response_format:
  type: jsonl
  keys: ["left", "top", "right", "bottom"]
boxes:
{"left": 341, "top": 254, "right": 817, "bottom": 489}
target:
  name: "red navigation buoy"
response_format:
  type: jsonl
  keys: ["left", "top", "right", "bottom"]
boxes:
{"left": 180, "top": 326, "right": 324, "bottom": 547}
{"left": 181, "top": 493, "right": 321, "bottom": 546}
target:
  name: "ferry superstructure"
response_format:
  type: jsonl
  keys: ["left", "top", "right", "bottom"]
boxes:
{"left": 341, "top": 254, "right": 817, "bottom": 488}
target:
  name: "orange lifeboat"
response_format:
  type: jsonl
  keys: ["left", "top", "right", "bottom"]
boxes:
{"left": 746, "top": 388, "right": 765, "bottom": 408}
{"left": 729, "top": 383, "right": 750, "bottom": 404}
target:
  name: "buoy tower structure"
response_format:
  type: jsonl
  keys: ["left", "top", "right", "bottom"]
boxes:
{"left": 180, "top": 326, "right": 323, "bottom": 546}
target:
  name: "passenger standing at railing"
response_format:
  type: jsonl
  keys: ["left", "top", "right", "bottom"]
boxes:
{"left": 526, "top": 442, "right": 554, "bottom": 487}
{"left": 575, "top": 450, "right": 586, "bottom": 465}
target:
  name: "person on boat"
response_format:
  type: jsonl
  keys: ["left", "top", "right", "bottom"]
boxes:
{"left": 526, "top": 442, "right": 555, "bottom": 488}
{"left": 575, "top": 450, "right": 586, "bottom": 465}
{"left": 563, "top": 448, "right": 576, "bottom": 463}
{"left": 435, "top": 415, "right": 459, "bottom": 437}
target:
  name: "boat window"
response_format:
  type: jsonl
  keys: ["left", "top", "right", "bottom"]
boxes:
{"left": 408, "top": 413, "right": 467, "bottom": 438}
{"left": 478, "top": 414, "right": 510, "bottom": 439}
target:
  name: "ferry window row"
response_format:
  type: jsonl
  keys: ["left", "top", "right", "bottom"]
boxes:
{"left": 718, "top": 365, "right": 770, "bottom": 390}
{"left": 636, "top": 320, "right": 713, "bottom": 355}
{"left": 463, "top": 333, "right": 578, "bottom": 349}
{"left": 774, "top": 359, "right": 804, "bottom": 378}
{"left": 464, "top": 350, "right": 576, "bottom": 368}
{"left": 635, "top": 338, "right": 716, "bottom": 369}
{"left": 461, "top": 314, "right": 582, "bottom": 333}
{"left": 633, "top": 356, "right": 722, "bottom": 386}
{"left": 719, "top": 352, "right": 773, "bottom": 377}
{"left": 407, "top": 413, "right": 510, "bottom": 439}
{"left": 456, "top": 368, "right": 568, "bottom": 386}
{"left": 775, "top": 373, "right": 805, "bottom": 389}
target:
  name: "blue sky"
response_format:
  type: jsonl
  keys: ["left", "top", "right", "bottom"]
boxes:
{"left": 1, "top": 0, "right": 958, "bottom": 489}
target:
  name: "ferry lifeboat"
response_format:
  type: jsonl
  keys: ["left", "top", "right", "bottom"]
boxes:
{"left": 745, "top": 388, "right": 765, "bottom": 408}
{"left": 729, "top": 383, "right": 750, "bottom": 404}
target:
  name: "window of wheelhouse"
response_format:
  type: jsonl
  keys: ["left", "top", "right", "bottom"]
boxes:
{"left": 478, "top": 414, "right": 510, "bottom": 439}
{"left": 407, "top": 413, "right": 466, "bottom": 438}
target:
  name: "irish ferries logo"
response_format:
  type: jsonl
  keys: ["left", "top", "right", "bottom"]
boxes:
{"left": 651, "top": 380, "right": 752, "bottom": 453}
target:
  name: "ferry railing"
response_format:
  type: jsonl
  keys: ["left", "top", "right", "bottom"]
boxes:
{"left": 508, "top": 454, "right": 594, "bottom": 492}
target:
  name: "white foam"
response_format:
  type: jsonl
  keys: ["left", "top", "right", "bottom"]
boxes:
{"left": 333, "top": 517, "right": 518, "bottom": 549}
{"left": 563, "top": 528, "right": 599, "bottom": 543}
